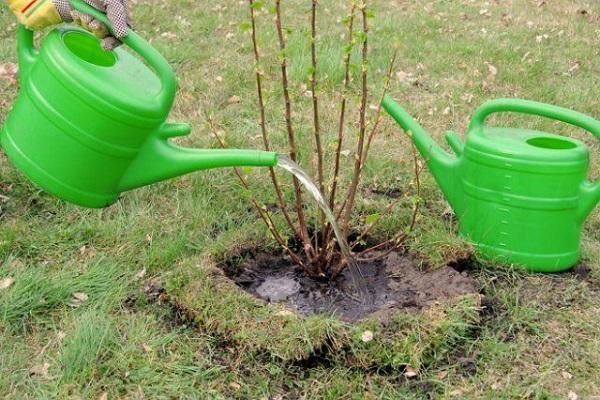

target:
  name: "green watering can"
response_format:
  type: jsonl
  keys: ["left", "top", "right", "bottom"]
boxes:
{"left": 383, "top": 96, "right": 600, "bottom": 272}
{"left": 0, "top": 0, "right": 277, "bottom": 209}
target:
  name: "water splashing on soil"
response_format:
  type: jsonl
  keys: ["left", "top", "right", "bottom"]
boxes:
{"left": 220, "top": 251, "right": 479, "bottom": 322}
{"left": 277, "top": 155, "right": 368, "bottom": 298}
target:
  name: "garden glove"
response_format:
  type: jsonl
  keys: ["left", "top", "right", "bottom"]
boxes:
{"left": 5, "top": 0, "right": 130, "bottom": 50}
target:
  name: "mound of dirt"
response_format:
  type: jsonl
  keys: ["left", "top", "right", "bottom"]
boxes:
{"left": 221, "top": 251, "right": 479, "bottom": 322}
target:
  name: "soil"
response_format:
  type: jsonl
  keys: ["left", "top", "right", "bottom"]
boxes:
{"left": 220, "top": 251, "right": 479, "bottom": 322}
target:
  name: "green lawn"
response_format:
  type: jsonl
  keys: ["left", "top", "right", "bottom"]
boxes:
{"left": 1, "top": 0, "right": 600, "bottom": 398}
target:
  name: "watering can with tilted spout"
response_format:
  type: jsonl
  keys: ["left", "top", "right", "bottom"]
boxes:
{"left": 383, "top": 96, "right": 600, "bottom": 272}
{"left": 0, "top": 0, "right": 277, "bottom": 208}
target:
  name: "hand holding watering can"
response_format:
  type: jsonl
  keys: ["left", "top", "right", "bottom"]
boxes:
{"left": 6, "top": 0, "right": 130, "bottom": 50}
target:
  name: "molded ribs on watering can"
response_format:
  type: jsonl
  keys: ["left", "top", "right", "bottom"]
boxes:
{"left": 1, "top": 0, "right": 278, "bottom": 209}
{"left": 383, "top": 95, "right": 600, "bottom": 272}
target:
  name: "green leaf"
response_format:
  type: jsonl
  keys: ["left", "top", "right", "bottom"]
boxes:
{"left": 250, "top": 1, "right": 263, "bottom": 10}
{"left": 365, "top": 213, "right": 380, "bottom": 225}
{"left": 239, "top": 21, "right": 252, "bottom": 31}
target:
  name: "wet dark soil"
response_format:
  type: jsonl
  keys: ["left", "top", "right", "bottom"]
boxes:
{"left": 220, "top": 251, "right": 479, "bottom": 322}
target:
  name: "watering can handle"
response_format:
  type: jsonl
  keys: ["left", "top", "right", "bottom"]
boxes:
{"left": 469, "top": 98, "right": 600, "bottom": 141}
{"left": 470, "top": 98, "right": 600, "bottom": 221}
{"left": 66, "top": 0, "right": 176, "bottom": 107}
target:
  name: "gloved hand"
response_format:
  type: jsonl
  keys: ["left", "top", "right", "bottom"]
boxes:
{"left": 6, "top": 0, "right": 130, "bottom": 50}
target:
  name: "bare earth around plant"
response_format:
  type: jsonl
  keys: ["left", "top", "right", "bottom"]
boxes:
{"left": 221, "top": 251, "right": 478, "bottom": 321}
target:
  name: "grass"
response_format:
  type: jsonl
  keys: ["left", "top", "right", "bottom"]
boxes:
{"left": 1, "top": 0, "right": 600, "bottom": 398}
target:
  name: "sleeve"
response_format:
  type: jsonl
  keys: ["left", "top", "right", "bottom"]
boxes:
{"left": 6, "top": 0, "right": 63, "bottom": 30}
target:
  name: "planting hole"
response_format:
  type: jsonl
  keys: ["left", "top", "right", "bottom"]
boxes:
{"left": 526, "top": 137, "right": 576, "bottom": 150}
{"left": 219, "top": 251, "right": 478, "bottom": 322}
{"left": 63, "top": 32, "right": 117, "bottom": 68}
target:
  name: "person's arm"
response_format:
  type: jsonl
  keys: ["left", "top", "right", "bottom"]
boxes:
{"left": 5, "top": 0, "right": 130, "bottom": 50}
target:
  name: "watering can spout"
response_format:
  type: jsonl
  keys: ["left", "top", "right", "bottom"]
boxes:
{"left": 118, "top": 123, "right": 279, "bottom": 192}
{"left": 382, "top": 96, "right": 464, "bottom": 215}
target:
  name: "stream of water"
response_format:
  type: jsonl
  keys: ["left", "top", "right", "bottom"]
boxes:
{"left": 277, "top": 155, "right": 368, "bottom": 299}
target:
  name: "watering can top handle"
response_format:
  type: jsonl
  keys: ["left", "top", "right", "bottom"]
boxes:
{"left": 67, "top": 0, "right": 176, "bottom": 104}
{"left": 17, "top": 0, "right": 176, "bottom": 104}
{"left": 469, "top": 98, "right": 600, "bottom": 141}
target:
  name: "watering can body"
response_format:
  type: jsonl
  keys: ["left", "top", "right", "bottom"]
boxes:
{"left": 383, "top": 97, "right": 600, "bottom": 272}
{"left": 1, "top": 0, "right": 277, "bottom": 208}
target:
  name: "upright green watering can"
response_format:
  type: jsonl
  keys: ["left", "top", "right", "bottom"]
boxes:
{"left": 383, "top": 96, "right": 600, "bottom": 272}
{"left": 0, "top": 0, "right": 277, "bottom": 209}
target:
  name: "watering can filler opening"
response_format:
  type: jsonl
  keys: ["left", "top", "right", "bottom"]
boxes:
{"left": 1, "top": 0, "right": 278, "bottom": 209}
{"left": 383, "top": 96, "right": 600, "bottom": 273}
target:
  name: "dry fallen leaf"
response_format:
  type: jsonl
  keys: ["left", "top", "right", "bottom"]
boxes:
{"left": 69, "top": 292, "right": 89, "bottom": 307}
{"left": 228, "top": 95, "right": 241, "bottom": 104}
{"left": 98, "top": 392, "right": 108, "bottom": 400}
{"left": 568, "top": 391, "right": 578, "bottom": 400}
{"left": 0, "top": 62, "right": 18, "bottom": 83}
{"left": 561, "top": 370, "right": 573, "bottom": 380}
{"left": 0, "top": 277, "right": 15, "bottom": 290}
{"left": 229, "top": 382, "right": 241, "bottom": 390}
{"left": 404, "top": 365, "right": 418, "bottom": 378}
{"left": 160, "top": 32, "right": 177, "bottom": 39}
{"left": 141, "top": 343, "right": 152, "bottom": 353}
{"left": 136, "top": 268, "right": 147, "bottom": 280}
{"left": 461, "top": 93, "right": 474, "bottom": 104}
{"left": 29, "top": 362, "right": 50, "bottom": 379}
{"left": 275, "top": 309, "right": 295, "bottom": 317}
{"left": 361, "top": 330, "right": 374, "bottom": 343}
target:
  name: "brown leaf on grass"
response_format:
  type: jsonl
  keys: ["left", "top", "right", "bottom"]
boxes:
{"left": 568, "top": 391, "right": 578, "bottom": 400}
{"left": 227, "top": 95, "right": 241, "bottom": 104}
{"left": 29, "top": 362, "right": 50, "bottom": 379}
{"left": 561, "top": 370, "right": 573, "bottom": 380}
{"left": 0, "top": 62, "right": 18, "bottom": 83}
{"left": 141, "top": 343, "right": 152, "bottom": 353}
{"left": 160, "top": 32, "right": 177, "bottom": 39}
{"left": 98, "top": 392, "right": 108, "bottom": 400}
{"left": 0, "top": 277, "right": 15, "bottom": 290}
{"left": 136, "top": 268, "right": 147, "bottom": 280}
{"left": 229, "top": 382, "right": 241, "bottom": 390}
{"left": 403, "top": 365, "right": 418, "bottom": 378}
{"left": 69, "top": 292, "right": 89, "bottom": 307}
{"left": 361, "top": 330, "right": 374, "bottom": 343}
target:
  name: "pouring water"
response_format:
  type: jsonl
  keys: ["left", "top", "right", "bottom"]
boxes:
{"left": 277, "top": 155, "right": 369, "bottom": 299}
